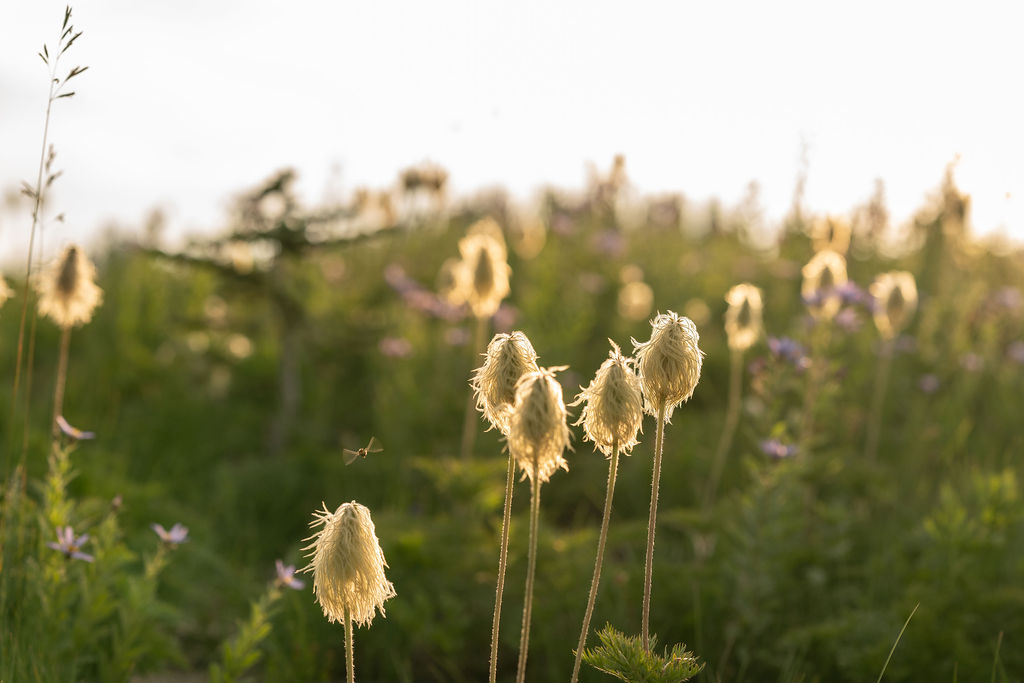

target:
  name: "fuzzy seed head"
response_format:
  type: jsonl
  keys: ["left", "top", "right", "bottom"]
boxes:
{"left": 508, "top": 366, "right": 571, "bottom": 484}
{"left": 801, "top": 249, "right": 848, "bottom": 320}
{"left": 724, "top": 284, "right": 764, "bottom": 352}
{"left": 632, "top": 311, "right": 704, "bottom": 419}
{"left": 810, "top": 215, "right": 851, "bottom": 255}
{"left": 870, "top": 271, "right": 918, "bottom": 339}
{"left": 35, "top": 245, "right": 103, "bottom": 328}
{"left": 472, "top": 331, "right": 540, "bottom": 435}
{"left": 456, "top": 218, "right": 511, "bottom": 318}
{"left": 572, "top": 340, "right": 643, "bottom": 456}
{"left": 301, "top": 501, "right": 396, "bottom": 628}
{"left": 0, "top": 276, "right": 12, "bottom": 310}
{"left": 630, "top": 313, "right": 704, "bottom": 419}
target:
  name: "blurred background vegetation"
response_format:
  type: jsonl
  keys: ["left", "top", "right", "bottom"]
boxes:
{"left": 2, "top": 159, "right": 1024, "bottom": 682}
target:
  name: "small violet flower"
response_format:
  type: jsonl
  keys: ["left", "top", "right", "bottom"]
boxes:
{"left": 767, "top": 336, "right": 810, "bottom": 369}
{"left": 1007, "top": 341, "right": 1024, "bottom": 365}
{"left": 834, "top": 308, "right": 861, "bottom": 333}
{"left": 48, "top": 526, "right": 94, "bottom": 562}
{"left": 56, "top": 415, "right": 95, "bottom": 441}
{"left": 275, "top": 559, "right": 305, "bottom": 590}
{"left": 152, "top": 522, "right": 189, "bottom": 546}
{"left": 759, "top": 439, "right": 797, "bottom": 459}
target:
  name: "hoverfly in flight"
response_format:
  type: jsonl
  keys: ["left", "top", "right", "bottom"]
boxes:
{"left": 343, "top": 436, "right": 383, "bottom": 465}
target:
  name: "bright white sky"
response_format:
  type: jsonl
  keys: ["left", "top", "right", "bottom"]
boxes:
{"left": 1, "top": 0, "right": 1022, "bottom": 263}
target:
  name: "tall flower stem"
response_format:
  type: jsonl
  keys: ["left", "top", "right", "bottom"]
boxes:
{"left": 344, "top": 608, "right": 355, "bottom": 683}
{"left": 642, "top": 403, "right": 667, "bottom": 652}
{"left": 460, "top": 316, "right": 488, "bottom": 459}
{"left": 515, "top": 465, "right": 541, "bottom": 683}
{"left": 50, "top": 326, "right": 72, "bottom": 444}
{"left": 864, "top": 338, "right": 894, "bottom": 461}
{"left": 488, "top": 452, "right": 516, "bottom": 683}
{"left": 571, "top": 439, "right": 620, "bottom": 683}
{"left": 704, "top": 348, "right": 743, "bottom": 509}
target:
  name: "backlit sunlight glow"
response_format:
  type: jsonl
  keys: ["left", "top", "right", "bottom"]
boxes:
{"left": 0, "top": 0, "right": 1020, "bottom": 262}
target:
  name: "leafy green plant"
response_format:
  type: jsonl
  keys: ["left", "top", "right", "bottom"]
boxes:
{"left": 582, "top": 625, "right": 703, "bottom": 683}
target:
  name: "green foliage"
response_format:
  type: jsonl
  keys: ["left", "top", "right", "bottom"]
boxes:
{"left": 210, "top": 587, "right": 282, "bottom": 683}
{"left": 582, "top": 625, "right": 702, "bottom": 682}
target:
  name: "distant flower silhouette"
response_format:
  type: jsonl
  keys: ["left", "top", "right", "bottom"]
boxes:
{"left": 48, "top": 526, "right": 94, "bottom": 562}
{"left": 152, "top": 523, "right": 189, "bottom": 546}
{"left": 275, "top": 559, "right": 305, "bottom": 590}
{"left": 918, "top": 374, "right": 940, "bottom": 394}
{"left": 759, "top": 439, "right": 797, "bottom": 459}
{"left": 378, "top": 337, "right": 412, "bottom": 358}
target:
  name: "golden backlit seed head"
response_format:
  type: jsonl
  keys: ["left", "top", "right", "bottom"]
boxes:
{"left": 472, "top": 331, "right": 540, "bottom": 435}
{"left": 0, "top": 276, "right": 12, "bottom": 310}
{"left": 456, "top": 218, "right": 511, "bottom": 318}
{"left": 301, "top": 501, "right": 396, "bottom": 628}
{"left": 572, "top": 340, "right": 643, "bottom": 457}
{"left": 35, "top": 245, "right": 103, "bottom": 328}
{"left": 508, "top": 366, "right": 571, "bottom": 484}
{"left": 631, "top": 311, "right": 704, "bottom": 419}
{"left": 724, "top": 284, "right": 764, "bottom": 352}
{"left": 870, "top": 271, "right": 918, "bottom": 339}
{"left": 810, "top": 215, "right": 852, "bottom": 255}
{"left": 801, "top": 249, "right": 848, "bottom": 320}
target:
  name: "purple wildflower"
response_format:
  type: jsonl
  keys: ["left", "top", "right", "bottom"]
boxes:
{"left": 918, "top": 374, "right": 940, "bottom": 394}
{"left": 960, "top": 352, "right": 983, "bottom": 373}
{"left": 444, "top": 327, "right": 471, "bottom": 346}
{"left": 591, "top": 229, "right": 626, "bottom": 257}
{"left": 767, "top": 336, "right": 809, "bottom": 369}
{"left": 152, "top": 523, "right": 189, "bottom": 546}
{"left": 56, "top": 415, "right": 95, "bottom": 441}
{"left": 274, "top": 559, "right": 305, "bottom": 590}
{"left": 492, "top": 304, "right": 519, "bottom": 333}
{"left": 759, "top": 439, "right": 797, "bottom": 459}
{"left": 834, "top": 308, "right": 862, "bottom": 332}
{"left": 992, "top": 286, "right": 1022, "bottom": 312}
{"left": 1007, "top": 341, "right": 1024, "bottom": 365}
{"left": 378, "top": 336, "right": 413, "bottom": 358}
{"left": 837, "top": 281, "right": 869, "bottom": 306}
{"left": 47, "top": 526, "right": 94, "bottom": 562}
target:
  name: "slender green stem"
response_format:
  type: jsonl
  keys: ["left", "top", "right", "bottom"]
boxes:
{"left": 345, "top": 608, "right": 355, "bottom": 683}
{"left": 7, "top": 65, "right": 57, "bottom": 478}
{"left": 488, "top": 452, "right": 516, "bottom": 683}
{"left": 642, "top": 403, "right": 667, "bottom": 652}
{"left": 571, "top": 440, "right": 620, "bottom": 683}
{"left": 864, "top": 338, "right": 894, "bottom": 461}
{"left": 460, "top": 315, "right": 488, "bottom": 459}
{"left": 51, "top": 326, "right": 72, "bottom": 445}
{"left": 704, "top": 348, "right": 744, "bottom": 508}
{"left": 876, "top": 602, "right": 918, "bottom": 683}
{"left": 515, "top": 466, "right": 541, "bottom": 683}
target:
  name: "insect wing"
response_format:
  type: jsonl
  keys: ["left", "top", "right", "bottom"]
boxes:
{"left": 342, "top": 449, "right": 360, "bottom": 465}
{"left": 366, "top": 436, "right": 383, "bottom": 453}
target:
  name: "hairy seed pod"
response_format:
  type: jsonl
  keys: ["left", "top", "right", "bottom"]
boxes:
{"left": 508, "top": 367, "right": 571, "bottom": 483}
{"left": 456, "top": 218, "right": 511, "bottom": 318}
{"left": 801, "top": 249, "right": 847, "bottom": 320}
{"left": 35, "top": 245, "right": 103, "bottom": 328}
{"left": 724, "top": 283, "right": 764, "bottom": 352}
{"left": 870, "top": 271, "right": 918, "bottom": 339}
{"left": 572, "top": 340, "right": 643, "bottom": 457}
{"left": 302, "top": 501, "right": 396, "bottom": 628}
{"left": 632, "top": 311, "right": 704, "bottom": 419}
{"left": 472, "top": 331, "right": 540, "bottom": 435}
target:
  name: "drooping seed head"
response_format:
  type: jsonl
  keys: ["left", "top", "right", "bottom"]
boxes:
{"left": 801, "top": 249, "right": 847, "bottom": 320}
{"left": 35, "top": 245, "right": 103, "bottom": 328}
{"left": 870, "top": 271, "right": 918, "bottom": 339}
{"left": 472, "top": 331, "right": 540, "bottom": 435}
{"left": 456, "top": 218, "right": 511, "bottom": 318}
{"left": 508, "top": 366, "right": 571, "bottom": 484}
{"left": 631, "top": 311, "right": 704, "bottom": 419}
{"left": 572, "top": 340, "right": 643, "bottom": 457}
{"left": 724, "top": 283, "right": 764, "bottom": 352}
{"left": 301, "top": 501, "right": 396, "bottom": 628}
